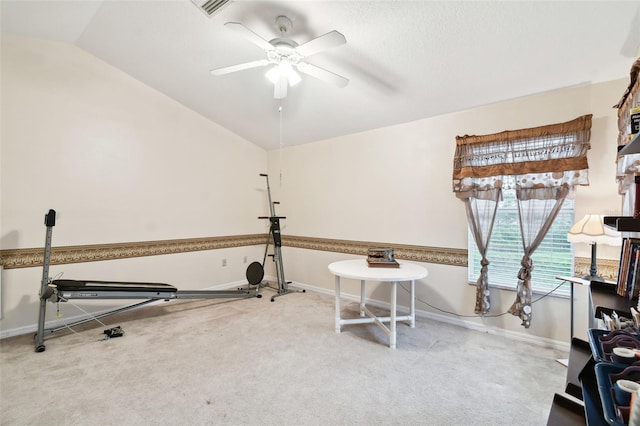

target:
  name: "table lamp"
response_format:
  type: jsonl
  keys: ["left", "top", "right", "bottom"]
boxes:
{"left": 567, "top": 214, "right": 621, "bottom": 282}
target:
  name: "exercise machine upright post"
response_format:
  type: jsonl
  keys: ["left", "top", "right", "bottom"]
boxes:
{"left": 35, "top": 209, "right": 56, "bottom": 352}
{"left": 259, "top": 173, "right": 304, "bottom": 301}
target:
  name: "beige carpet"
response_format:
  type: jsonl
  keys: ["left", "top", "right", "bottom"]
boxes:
{"left": 1, "top": 289, "right": 567, "bottom": 425}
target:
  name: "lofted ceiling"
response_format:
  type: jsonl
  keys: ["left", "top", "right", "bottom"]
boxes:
{"left": 2, "top": 0, "right": 639, "bottom": 151}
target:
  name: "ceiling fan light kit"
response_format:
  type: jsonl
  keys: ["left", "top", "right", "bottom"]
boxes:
{"left": 266, "top": 62, "right": 301, "bottom": 99}
{"left": 266, "top": 61, "right": 301, "bottom": 85}
{"left": 210, "top": 15, "right": 348, "bottom": 99}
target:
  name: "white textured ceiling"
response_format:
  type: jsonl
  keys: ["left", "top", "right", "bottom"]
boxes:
{"left": 2, "top": 0, "right": 639, "bottom": 150}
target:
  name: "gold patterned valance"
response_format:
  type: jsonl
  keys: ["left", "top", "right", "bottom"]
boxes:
{"left": 613, "top": 58, "right": 640, "bottom": 114}
{"left": 614, "top": 58, "right": 640, "bottom": 195}
{"left": 452, "top": 115, "right": 592, "bottom": 194}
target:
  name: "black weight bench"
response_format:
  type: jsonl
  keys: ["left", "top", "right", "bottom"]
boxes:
{"left": 35, "top": 210, "right": 261, "bottom": 352}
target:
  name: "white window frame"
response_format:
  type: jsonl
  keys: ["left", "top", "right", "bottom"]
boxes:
{"left": 467, "top": 188, "right": 574, "bottom": 297}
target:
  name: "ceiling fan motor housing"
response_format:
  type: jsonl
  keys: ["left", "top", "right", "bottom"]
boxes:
{"left": 268, "top": 38, "right": 301, "bottom": 65}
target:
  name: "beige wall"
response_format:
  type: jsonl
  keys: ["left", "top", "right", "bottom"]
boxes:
{"left": 268, "top": 78, "right": 627, "bottom": 344}
{"left": 0, "top": 33, "right": 630, "bottom": 346}
{"left": 0, "top": 35, "right": 267, "bottom": 334}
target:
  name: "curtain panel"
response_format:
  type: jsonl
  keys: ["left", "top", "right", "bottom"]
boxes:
{"left": 463, "top": 193, "right": 500, "bottom": 315}
{"left": 452, "top": 114, "right": 592, "bottom": 326}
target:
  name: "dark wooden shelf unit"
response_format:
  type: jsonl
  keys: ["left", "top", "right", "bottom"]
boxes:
{"left": 547, "top": 284, "right": 637, "bottom": 425}
{"left": 565, "top": 338, "right": 591, "bottom": 400}
{"left": 590, "top": 280, "right": 635, "bottom": 320}
{"left": 578, "top": 356, "right": 608, "bottom": 426}
{"left": 547, "top": 393, "right": 586, "bottom": 425}
{"left": 603, "top": 215, "right": 640, "bottom": 232}
{"left": 549, "top": 57, "right": 639, "bottom": 426}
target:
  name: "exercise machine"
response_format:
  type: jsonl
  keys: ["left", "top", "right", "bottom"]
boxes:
{"left": 35, "top": 209, "right": 261, "bottom": 352}
{"left": 257, "top": 173, "right": 304, "bottom": 302}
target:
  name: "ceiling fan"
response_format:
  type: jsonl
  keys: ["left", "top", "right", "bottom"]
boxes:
{"left": 210, "top": 16, "right": 349, "bottom": 99}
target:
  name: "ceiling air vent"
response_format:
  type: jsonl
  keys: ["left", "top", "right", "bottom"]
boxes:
{"left": 191, "top": 0, "right": 231, "bottom": 17}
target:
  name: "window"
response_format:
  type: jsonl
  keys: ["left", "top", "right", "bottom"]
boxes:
{"left": 468, "top": 188, "right": 574, "bottom": 296}
{"left": 453, "top": 114, "right": 591, "bottom": 322}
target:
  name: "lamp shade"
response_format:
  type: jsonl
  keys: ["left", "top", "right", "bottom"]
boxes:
{"left": 567, "top": 214, "right": 621, "bottom": 246}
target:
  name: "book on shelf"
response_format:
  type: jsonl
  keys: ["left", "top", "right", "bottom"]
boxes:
{"left": 627, "top": 249, "right": 640, "bottom": 298}
{"left": 616, "top": 238, "right": 640, "bottom": 299}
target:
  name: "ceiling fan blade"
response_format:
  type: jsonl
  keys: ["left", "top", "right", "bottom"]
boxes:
{"left": 224, "top": 22, "right": 274, "bottom": 51}
{"left": 295, "top": 30, "right": 346, "bottom": 57}
{"left": 210, "top": 59, "right": 269, "bottom": 76}
{"left": 297, "top": 63, "right": 349, "bottom": 88}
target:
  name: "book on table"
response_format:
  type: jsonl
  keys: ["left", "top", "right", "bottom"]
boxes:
{"left": 367, "top": 248, "right": 399, "bottom": 268}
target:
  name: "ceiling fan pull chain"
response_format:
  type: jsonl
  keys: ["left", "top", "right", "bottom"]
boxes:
{"left": 279, "top": 104, "right": 283, "bottom": 187}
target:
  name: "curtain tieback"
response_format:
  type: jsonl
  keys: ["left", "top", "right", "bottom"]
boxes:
{"left": 517, "top": 256, "right": 533, "bottom": 281}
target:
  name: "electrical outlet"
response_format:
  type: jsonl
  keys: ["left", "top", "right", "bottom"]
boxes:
{"left": 222, "top": 259, "right": 227, "bottom": 267}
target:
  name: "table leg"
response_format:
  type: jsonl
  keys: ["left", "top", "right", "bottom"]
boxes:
{"left": 570, "top": 281, "right": 574, "bottom": 340}
{"left": 360, "top": 279, "right": 366, "bottom": 317}
{"left": 410, "top": 279, "right": 416, "bottom": 328}
{"left": 390, "top": 281, "right": 397, "bottom": 349}
{"left": 335, "top": 275, "right": 341, "bottom": 333}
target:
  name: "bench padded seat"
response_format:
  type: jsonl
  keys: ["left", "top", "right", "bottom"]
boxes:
{"left": 53, "top": 279, "right": 177, "bottom": 293}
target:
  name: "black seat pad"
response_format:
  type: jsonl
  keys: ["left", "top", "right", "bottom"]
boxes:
{"left": 52, "top": 279, "right": 177, "bottom": 293}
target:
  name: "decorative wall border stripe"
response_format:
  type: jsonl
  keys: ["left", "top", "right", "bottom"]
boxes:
{"left": 0, "top": 233, "right": 619, "bottom": 281}
{"left": 281, "top": 235, "right": 615, "bottom": 280}
{"left": 281, "top": 235, "right": 467, "bottom": 266}
{"left": 0, "top": 234, "right": 266, "bottom": 269}
{"left": 573, "top": 258, "right": 619, "bottom": 282}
